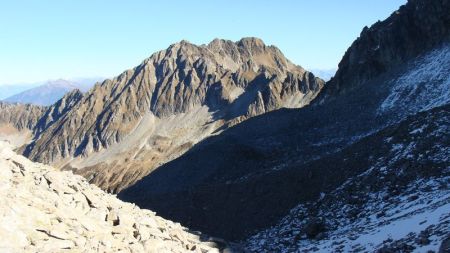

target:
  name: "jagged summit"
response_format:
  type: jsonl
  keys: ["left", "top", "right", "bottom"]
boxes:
{"left": 236, "top": 37, "right": 265, "bottom": 47}
{"left": 138, "top": 37, "right": 299, "bottom": 81}
{"left": 22, "top": 37, "right": 324, "bottom": 192}
{"left": 172, "top": 37, "right": 269, "bottom": 51}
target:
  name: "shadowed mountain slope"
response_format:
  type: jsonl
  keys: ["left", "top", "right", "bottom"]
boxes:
{"left": 119, "top": 0, "right": 450, "bottom": 241}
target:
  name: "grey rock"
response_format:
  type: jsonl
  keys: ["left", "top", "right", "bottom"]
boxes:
{"left": 0, "top": 141, "right": 221, "bottom": 253}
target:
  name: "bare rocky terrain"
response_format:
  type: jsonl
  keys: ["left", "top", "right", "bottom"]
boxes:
{"left": 19, "top": 37, "right": 324, "bottom": 193}
{"left": 0, "top": 102, "right": 45, "bottom": 147}
{"left": 245, "top": 104, "right": 450, "bottom": 252}
{"left": 0, "top": 140, "right": 223, "bottom": 253}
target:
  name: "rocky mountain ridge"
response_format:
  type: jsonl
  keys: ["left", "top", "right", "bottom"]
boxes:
{"left": 32, "top": 89, "right": 84, "bottom": 139}
{"left": 321, "top": 0, "right": 450, "bottom": 99}
{"left": 21, "top": 37, "right": 324, "bottom": 192}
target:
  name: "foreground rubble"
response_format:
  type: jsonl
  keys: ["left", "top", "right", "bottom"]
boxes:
{"left": 0, "top": 141, "right": 221, "bottom": 253}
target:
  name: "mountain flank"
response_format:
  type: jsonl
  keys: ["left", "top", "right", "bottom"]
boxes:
{"left": 20, "top": 37, "right": 324, "bottom": 193}
{"left": 245, "top": 103, "right": 450, "bottom": 252}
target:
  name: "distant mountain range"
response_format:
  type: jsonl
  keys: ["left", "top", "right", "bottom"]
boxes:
{"left": 1, "top": 78, "right": 102, "bottom": 106}
{"left": 0, "top": 83, "right": 42, "bottom": 100}
{"left": 309, "top": 68, "right": 336, "bottom": 81}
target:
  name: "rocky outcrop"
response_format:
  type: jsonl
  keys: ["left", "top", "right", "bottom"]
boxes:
{"left": 32, "top": 89, "right": 84, "bottom": 139}
{"left": 23, "top": 37, "right": 324, "bottom": 192}
{"left": 321, "top": 0, "right": 450, "bottom": 99}
{"left": 0, "top": 102, "right": 46, "bottom": 132}
{"left": 0, "top": 140, "right": 222, "bottom": 253}
{"left": 0, "top": 102, "right": 46, "bottom": 147}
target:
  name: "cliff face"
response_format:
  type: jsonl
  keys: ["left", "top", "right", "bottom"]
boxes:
{"left": 321, "top": 0, "right": 450, "bottom": 99}
{"left": 23, "top": 37, "right": 324, "bottom": 192}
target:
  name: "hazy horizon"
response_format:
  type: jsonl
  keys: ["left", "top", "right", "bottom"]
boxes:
{"left": 1, "top": 0, "right": 406, "bottom": 85}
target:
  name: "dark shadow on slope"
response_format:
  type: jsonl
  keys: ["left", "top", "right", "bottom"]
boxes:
{"left": 119, "top": 0, "right": 450, "bottom": 240}
{"left": 119, "top": 102, "right": 450, "bottom": 241}
{"left": 118, "top": 66, "right": 405, "bottom": 240}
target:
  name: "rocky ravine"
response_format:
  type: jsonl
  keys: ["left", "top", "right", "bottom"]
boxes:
{"left": 20, "top": 37, "right": 324, "bottom": 193}
{"left": 0, "top": 140, "right": 223, "bottom": 253}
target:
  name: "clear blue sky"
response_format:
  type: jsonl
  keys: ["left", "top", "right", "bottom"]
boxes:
{"left": 0, "top": 0, "right": 406, "bottom": 85}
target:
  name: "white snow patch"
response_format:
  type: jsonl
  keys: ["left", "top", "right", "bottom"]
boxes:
{"left": 409, "top": 124, "right": 427, "bottom": 135}
{"left": 347, "top": 201, "right": 449, "bottom": 251}
{"left": 245, "top": 172, "right": 450, "bottom": 252}
{"left": 380, "top": 44, "right": 450, "bottom": 113}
